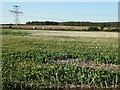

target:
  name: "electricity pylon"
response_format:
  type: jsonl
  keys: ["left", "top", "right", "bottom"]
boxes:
{"left": 9, "top": 5, "right": 23, "bottom": 26}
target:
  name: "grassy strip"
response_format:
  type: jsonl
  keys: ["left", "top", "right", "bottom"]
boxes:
{"left": 2, "top": 29, "right": 29, "bottom": 36}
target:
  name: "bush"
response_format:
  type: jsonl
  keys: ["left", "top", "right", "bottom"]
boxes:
{"left": 49, "top": 28, "right": 52, "bottom": 30}
{"left": 110, "top": 29, "right": 120, "bottom": 32}
{"left": 9, "top": 26, "right": 12, "bottom": 29}
{"left": 88, "top": 27, "right": 99, "bottom": 31}
{"left": 100, "top": 26, "right": 104, "bottom": 31}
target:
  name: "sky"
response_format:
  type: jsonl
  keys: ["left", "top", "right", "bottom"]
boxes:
{"left": 1, "top": 2, "right": 119, "bottom": 24}
{"left": 1, "top": 0, "right": 120, "bottom": 2}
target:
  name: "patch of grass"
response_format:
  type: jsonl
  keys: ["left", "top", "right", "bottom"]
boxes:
{"left": 2, "top": 29, "right": 29, "bottom": 36}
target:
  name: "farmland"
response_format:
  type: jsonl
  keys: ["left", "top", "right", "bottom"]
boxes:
{"left": 1, "top": 29, "right": 120, "bottom": 89}
{"left": 2, "top": 24, "right": 120, "bottom": 31}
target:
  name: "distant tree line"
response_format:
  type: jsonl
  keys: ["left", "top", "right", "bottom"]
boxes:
{"left": 26, "top": 21, "right": 120, "bottom": 27}
{"left": 26, "top": 21, "right": 59, "bottom": 25}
